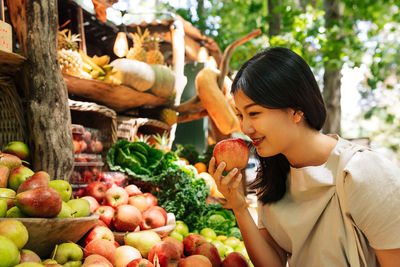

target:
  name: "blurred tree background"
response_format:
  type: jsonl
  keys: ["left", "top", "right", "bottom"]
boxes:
{"left": 104, "top": 0, "right": 400, "bottom": 161}
{"left": 160, "top": 0, "right": 400, "bottom": 161}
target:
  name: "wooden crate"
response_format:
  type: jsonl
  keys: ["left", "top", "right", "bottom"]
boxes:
{"left": 117, "top": 116, "right": 171, "bottom": 142}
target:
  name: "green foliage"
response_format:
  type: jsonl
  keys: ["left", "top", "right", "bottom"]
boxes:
{"left": 175, "top": 144, "right": 200, "bottom": 165}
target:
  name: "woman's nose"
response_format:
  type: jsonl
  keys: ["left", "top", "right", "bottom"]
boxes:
{"left": 241, "top": 118, "right": 255, "bottom": 135}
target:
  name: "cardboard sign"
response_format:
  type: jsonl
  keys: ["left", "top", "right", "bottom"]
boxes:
{"left": 0, "top": 20, "right": 12, "bottom": 52}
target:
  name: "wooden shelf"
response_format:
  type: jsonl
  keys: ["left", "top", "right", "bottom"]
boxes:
{"left": 63, "top": 73, "right": 168, "bottom": 112}
{"left": 0, "top": 50, "right": 26, "bottom": 75}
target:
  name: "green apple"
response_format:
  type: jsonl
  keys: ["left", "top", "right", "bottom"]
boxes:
{"left": 52, "top": 242, "right": 83, "bottom": 264}
{"left": 216, "top": 235, "right": 228, "bottom": 242}
{"left": 56, "top": 201, "right": 75, "bottom": 218}
{"left": 223, "top": 236, "right": 241, "bottom": 249}
{"left": 175, "top": 220, "right": 189, "bottom": 237}
{"left": 200, "top": 227, "right": 217, "bottom": 240}
{"left": 6, "top": 206, "right": 26, "bottom": 218}
{"left": 0, "top": 235, "right": 21, "bottom": 266}
{"left": 8, "top": 166, "right": 35, "bottom": 191}
{"left": 0, "top": 187, "right": 17, "bottom": 209}
{"left": 169, "top": 230, "right": 183, "bottom": 242}
{"left": 0, "top": 199, "right": 7, "bottom": 217}
{"left": 67, "top": 199, "right": 90, "bottom": 217}
{"left": 212, "top": 239, "right": 227, "bottom": 258}
{"left": 124, "top": 230, "right": 162, "bottom": 258}
{"left": 63, "top": 261, "right": 82, "bottom": 267}
{"left": 3, "top": 141, "right": 30, "bottom": 161}
{"left": 42, "top": 259, "right": 58, "bottom": 264}
{"left": 15, "top": 263, "right": 44, "bottom": 267}
{"left": 0, "top": 218, "right": 29, "bottom": 249}
{"left": 223, "top": 245, "right": 234, "bottom": 258}
{"left": 49, "top": 180, "right": 72, "bottom": 202}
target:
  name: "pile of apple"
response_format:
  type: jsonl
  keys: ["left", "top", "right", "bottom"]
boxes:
{"left": 72, "top": 124, "right": 104, "bottom": 154}
{"left": 80, "top": 180, "right": 169, "bottom": 233}
{"left": 0, "top": 149, "right": 93, "bottom": 219}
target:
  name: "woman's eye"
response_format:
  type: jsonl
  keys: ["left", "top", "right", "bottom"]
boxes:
{"left": 236, "top": 114, "right": 243, "bottom": 119}
{"left": 248, "top": 112, "right": 259, "bottom": 116}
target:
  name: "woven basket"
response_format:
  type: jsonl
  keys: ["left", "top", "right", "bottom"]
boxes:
{"left": 117, "top": 116, "right": 171, "bottom": 142}
{"left": 0, "top": 75, "right": 27, "bottom": 148}
{"left": 69, "top": 99, "right": 117, "bottom": 162}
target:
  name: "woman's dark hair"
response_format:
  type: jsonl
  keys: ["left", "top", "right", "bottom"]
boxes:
{"left": 231, "top": 47, "right": 326, "bottom": 204}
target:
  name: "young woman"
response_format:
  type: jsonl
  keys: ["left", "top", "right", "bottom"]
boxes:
{"left": 208, "top": 47, "right": 400, "bottom": 266}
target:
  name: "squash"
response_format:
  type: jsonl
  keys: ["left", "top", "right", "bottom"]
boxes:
{"left": 110, "top": 58, "right": 155, "bottom": 91}
{"left": 148, "top": 64, "right": 175, "bottom": 98}
{"left": 195, "top": 68, "right": 240, "bottom": 135}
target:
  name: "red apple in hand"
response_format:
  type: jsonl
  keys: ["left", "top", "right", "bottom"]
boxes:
{"left": 85, "top": 181, "right": 107, "bottom": 202}
{"left": 105, "top": 186, "right": 129, "bottom": 207}
{"left": 125, "top": 184, "right": 142, "bottom": 196}
{"left": 113, "top": 204, "right": 142, "bottom": 232}
{"left": 140, "top": 206, "right": 167, "bottom": 230}
{"left": 213, "top": 138, "right": 249, "bottom": 171}
{"left": 81, "top": 196, "right": 100, "bottom": 212}
{"left": 148, "top": 241, "right": 181, "bottom": 267}
{"left": 95, "top": 205, "right": 115, "bottom": 227}
{"left": 84, "top": 225, "right": 115, "bottom": 246}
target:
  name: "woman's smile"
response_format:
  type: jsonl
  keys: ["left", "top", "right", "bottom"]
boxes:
{"left": 251, "top": 137, "right": 265, "bottom": 146}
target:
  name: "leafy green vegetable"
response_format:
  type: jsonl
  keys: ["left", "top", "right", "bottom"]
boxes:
{"left": 175, "top": 144, "right": 199, "bottom": 165}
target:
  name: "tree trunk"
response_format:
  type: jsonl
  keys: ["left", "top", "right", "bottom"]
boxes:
{"left": 268, "top": 0, "right": 281, "bottom": 36}
{"left": 322, "top": 0, "right": 343, "bottom": 134}
{"left": 7, "top": 0, "right": 74, "bottom": 180}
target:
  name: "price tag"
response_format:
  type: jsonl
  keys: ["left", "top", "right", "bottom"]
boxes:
{"left": 0, "top": 20, "right": 12, "bottom": 52}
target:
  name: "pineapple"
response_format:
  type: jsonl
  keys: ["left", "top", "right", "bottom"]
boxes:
{"left": 126, "top": 27, "right": 149, "bottom": 62}
{"left": 57, "top": 29, "right": 90, "bottom": 78}
{"left": 159, "top": 108, "right": 178, "bottom": 127}
{"left": 153, "top": 132, "right": 171, "bottom": 152}
{"left": 146, "top": 34, "right": 164, "bottom": 65}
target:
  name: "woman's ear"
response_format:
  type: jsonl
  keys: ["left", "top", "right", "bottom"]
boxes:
{"left": 293, "top": 110, "right": 304, "bottom": 123}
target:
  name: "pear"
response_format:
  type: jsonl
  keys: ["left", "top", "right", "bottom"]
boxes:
{"left": 15, "top": 187, "right": 62, "bottom": 217}
{"left": 17, "top": 171, "right": 50, "bottom": 193}
{"left": 0, "top": 152, "right": 22, "bottom": 170}
{"left": 3, "top": 141, "right": 30, "bottom": 161}
{"left": 56, "top": 201, "right": 75, "bottom": 218}
{"left": 124, "top": 230, "right": 161, "bottom": 258}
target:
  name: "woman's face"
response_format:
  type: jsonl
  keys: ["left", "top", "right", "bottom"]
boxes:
{"left": 233, "top": 90, "right": 301, "bottom": 157}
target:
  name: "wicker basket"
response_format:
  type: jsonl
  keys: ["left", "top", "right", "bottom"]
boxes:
{"left": 0, "top": 75, "right": 27, "bottom": 148}
{"left": 69, "top": 99, "right": 117, "bottom": 162}
{"left": 117, "top": 116, "right": 171, "bottom": 142}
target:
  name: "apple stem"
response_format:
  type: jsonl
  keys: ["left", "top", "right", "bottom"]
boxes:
{"left": 51, "top": 244, "right": 58, "bottom": 260}
{"left": 22, "top": 160, "right": 30, "bottom": 166}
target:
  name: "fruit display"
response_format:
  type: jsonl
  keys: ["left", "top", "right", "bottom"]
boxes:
{"left": 72, "top": 124, "right": 104, "bottom": 154}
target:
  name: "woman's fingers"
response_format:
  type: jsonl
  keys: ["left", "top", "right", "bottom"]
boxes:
{"left": 231, "top": 173, "right": 243, "bottom": 189}
{"left": 208, "top": 157, "right": 216, "bottom": 175}
{"left": 221, "top": 168, "right": 238, "bottom": 186}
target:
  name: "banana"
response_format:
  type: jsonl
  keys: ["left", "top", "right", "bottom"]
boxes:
{"left": 79, "top": 51, "right": 105, "bottom": 76}
{"left": 82, "top": 63, "right": 92, "bottom": 73}
{"left": 91, "top": 55, "right": 110, "bottom": 67}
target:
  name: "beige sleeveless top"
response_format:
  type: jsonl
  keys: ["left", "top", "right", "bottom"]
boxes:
{"left": 257, "top": 136, "right": 400, "bottom": 266}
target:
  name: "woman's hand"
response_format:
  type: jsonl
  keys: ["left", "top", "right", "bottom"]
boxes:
{"left": 208, "top": 157, "right": 247, "bottom": 211}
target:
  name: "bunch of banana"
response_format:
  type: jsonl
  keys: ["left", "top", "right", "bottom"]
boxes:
{"left": 79, "top": 51, "right": 122, "bottom": 85}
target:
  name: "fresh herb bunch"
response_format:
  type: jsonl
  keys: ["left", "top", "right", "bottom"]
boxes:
{"left": 175, "top": 143, "right": 199, "bottom": 165}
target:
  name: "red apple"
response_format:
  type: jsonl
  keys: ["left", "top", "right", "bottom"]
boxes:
{"left": 95, "top": 205, "right": 115, "bottom": 227}
{"left": 82, "top": 169, "right": 94, "bottom": 183}
{"left": 84, "top": 225, "right": 115, "bottom": 246}
{"left": 81, "top": 196, "right": 100, "bottom": 212}
{"left": 73, "top": 140, "right": 80, "bottom": 154}
{"left": 149, "top": 206, "right": 168, "bottom": 222}
{"left": 183, "top": 234, "right": 206, "bottom": 256}
{"left": 193, "top": 242, "right": 222, "bottom": 267}
{"left": 162, "top": 236, "right": 184, "bottom": 256}
{"left": 82, "top": 254, "right": 113, "bottom": 267}
{"left": 113, "top": 204, "right": 142, "bottom": 232}
{"left": 221, "top": 251, "right": 249, "bottom": 267}
{"left": 115, "top": 245, "right": 141, "bottom": 267}
{"left": 85, "top": 181, "right": 107, "bottom": 202}
{"left": 143, "top": 192, "right": 157, "bottom": 207}
{"left": 140, "top": 206, "right": 167, "bottom": 230}
{"left": 213, "top": 138, "right": 249, "bottom": 171}
{"left": 89, "top": 140, "right": 103, "bottom": 153}
{"left": 84, "top": 239, "right": 116, "bottom": 265}
{"left": 82, "top": 130, "right": 92, "bottom": 142}
{"left": 178, "top": 255, "right": 212, "bottom": 267}
{"left": 105, "top": 186, "right": 129, "bottom": 207}
{"left": 127, "top": 258, "right": 154, "bottom": 267}
{"left": 148, "top": 241, "right": 181, "bottom": 267}
{"left": 125, "top": 184, "right": 142, "bottom": 196}
{"left": 128, "top": 194, "right": 149, "bottom": 212}
{"left": 73, "top": 187, "right": 85, "bottom": 198}
{"left": 79, "top": 140, "right": 87, "bottom": 152}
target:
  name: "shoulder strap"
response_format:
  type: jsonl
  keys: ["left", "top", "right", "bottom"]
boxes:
{"left": 336, "top": 144, "right": 368, "bottom": 266}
